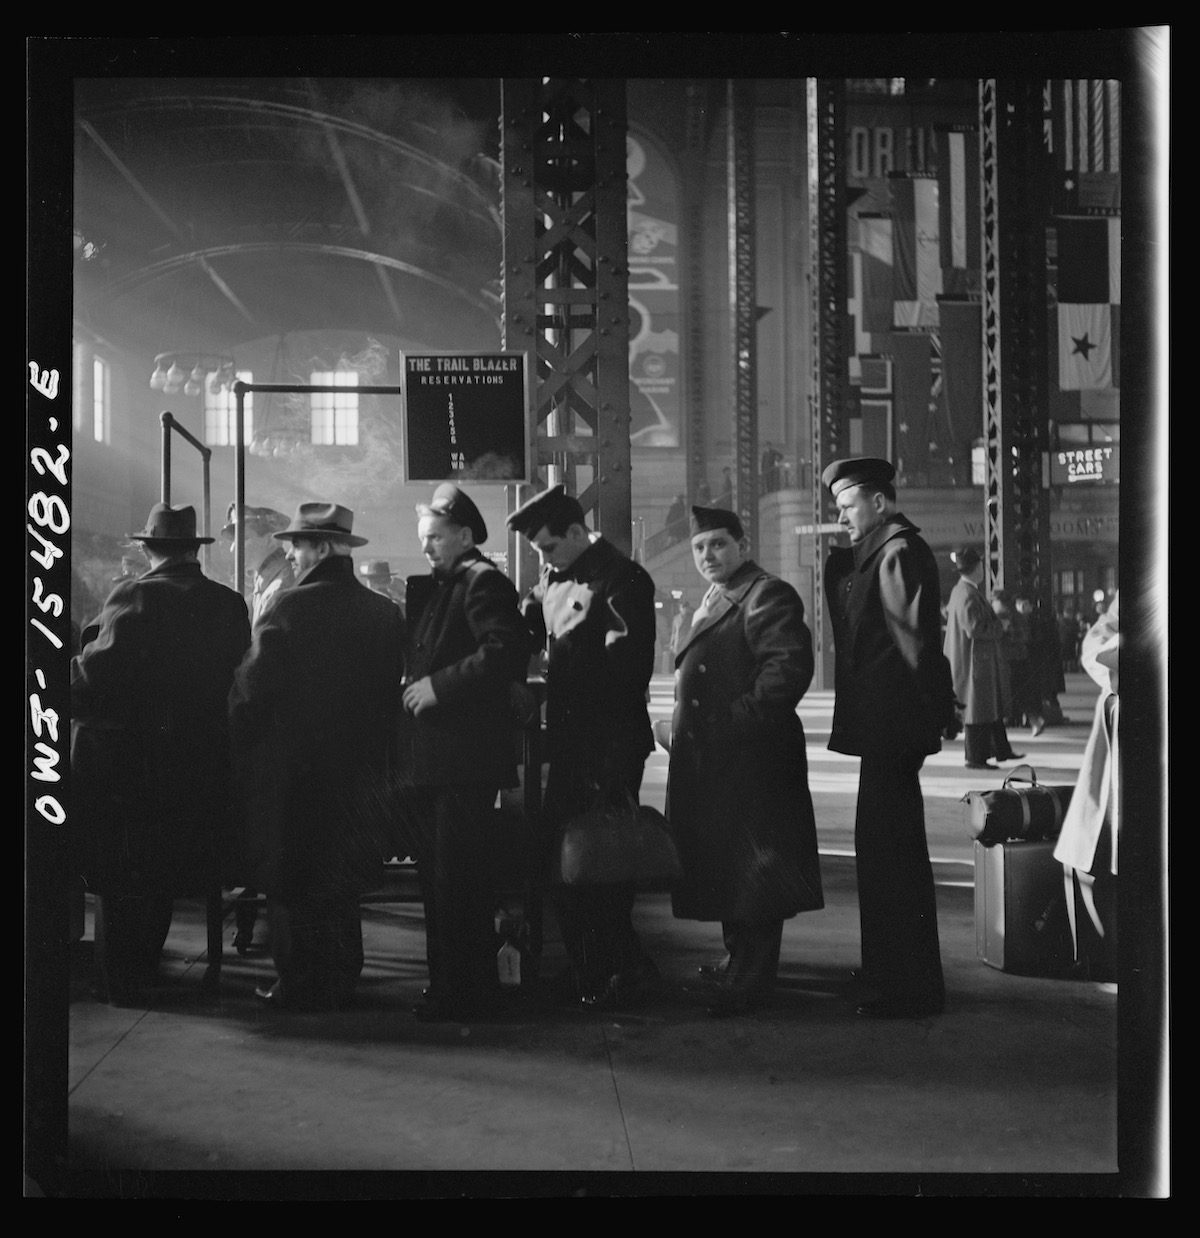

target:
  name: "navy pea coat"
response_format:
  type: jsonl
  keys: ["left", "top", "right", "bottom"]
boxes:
{"left": 824, "top": 516, "right": 955, "bottom": 757}
{"left": 666, "top": 560, "right": 824, "bottom": 923}
{"left": 227, "top": 554, "right": 405, "bottom": 900}
{"left": 401, "top": 551, "right": 531, "bottom": 789}
{"left": 70, "top": 560, "right": 251, "bottom": 895}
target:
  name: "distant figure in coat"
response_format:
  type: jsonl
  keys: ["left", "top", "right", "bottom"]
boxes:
{"left": 823, "top": 457, "right": 957, "bottom": 1019}
{"left": 663, "top": 494, "right": 687, "bottom": 545}
{"left": 399, "top": 484, "right": 530, "bottom": 1022}
{"left": 360, "top": 558, "right": 406, "bottom": 614}
{"left": 507, "top": 484, "right": 661, "bottom": 1010}
{"left": 943, "top": 547, "right": 1024, "bottom": 770}
{"left": 228, "top": 502, "right": 404, "bottom": 1011}
{"left": 668, "top": 506, "right": 824, "bottom": 1016}
{"left": 71, "top": 503, "right": 251, "bottom": 1005}
{"left": 219, "top": 502, "right": 296, "bottom": 955}
{"left": 1054, "top": 592, "right": 1119, "bottom": 977}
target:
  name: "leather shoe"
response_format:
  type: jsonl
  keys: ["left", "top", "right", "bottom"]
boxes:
{"left": 965, "top": 761, "right": 999, "bottom": 771}
{"left": 999, "top": 752, "right": 1026, "bottom": 761}
{"left": 697, "top": 958, "right": 731, "bottom": 979}
{"left": 1030, "top": 718, "right": 1046, "bottom": 737}
{"left": 855, "top": 994, "right": 943, "bottom": 1019}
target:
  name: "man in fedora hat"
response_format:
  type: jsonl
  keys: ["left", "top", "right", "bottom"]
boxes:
{"left": 220, "top": 503, "right": 295, "bottom": 628}
{"left": 359, "top": 558, "right": 404, "bottom": 612}
{"left": 218, "top": 503, "right": 296, "bottom": 955}
{"left": 398, "top": 483, "right": 530, "bottom": 1022}
{"left": 506, "top": 484, "right": 660, "bottom": 1010}
{"left": 668, "top": 506, "right": 824, "bottom": 1016}
{"left": 821, "top": 458, "right": 957, "bottom": 1019}
{"left": 944, "top": 545, "right": 1024, "bottom": 770}
{"left": 71, "top": 503, "right": 251, "bottom": 1004}
{"left": 228, "top": 502, "right": 405, "bottom": 1011}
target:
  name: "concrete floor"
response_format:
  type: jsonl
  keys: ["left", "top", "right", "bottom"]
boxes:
{"left": 29, "top": 676, "right": 1166, "bottom": 1197}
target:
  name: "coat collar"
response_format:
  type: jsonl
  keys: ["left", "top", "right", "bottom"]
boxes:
{"left": 295, "top": 554, "right": 357, "bottom": 587}
{"left": 852, "top": 513, "right": 920, "bottom": 569}
{"left": 675, "top": 559, "right": 765, "bottom": 655}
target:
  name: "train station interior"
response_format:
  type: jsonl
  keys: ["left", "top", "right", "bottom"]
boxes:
{"left": 26, "top": 33, "right": 1168, "bottom": 1197}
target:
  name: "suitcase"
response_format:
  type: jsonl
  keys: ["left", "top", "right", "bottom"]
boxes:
{"left": 973, "top": 839, "right": 1072, "bottom": 975}
{"left": 962, "top": 764, "right": 1076, "bottom": 845}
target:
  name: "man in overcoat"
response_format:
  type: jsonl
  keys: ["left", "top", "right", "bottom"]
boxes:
{"left": 943, "top": 546, "right": 1022, "bottom": 770}
{"left": 71, "top": 503, "right": 251, "bottom": 1004}
{"left": 507, "top": 484, "right": 660, "bottom": 1009}
{"left": 228, "top": 502, "right": 404, "bottom": 1011}
{"left": 399, "top": 483, "right": 531, "bottom": 1022}
{"left": 219, "top": 502, "right": 296, "bottom": 954}
{"left": 667, "top": 506, "right": 824, "bottom": 1016}
{"left": 822, "top": 458, "right": 957, "bottom": 1018}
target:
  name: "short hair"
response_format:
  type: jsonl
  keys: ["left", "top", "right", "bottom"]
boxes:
{"left": 857, "top": 479, "right": 897, "bottom": 503}
{"left": 539, "top": 495, "right": 587, "bottom": 538}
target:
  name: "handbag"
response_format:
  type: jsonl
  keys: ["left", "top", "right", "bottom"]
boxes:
{"left": 962, "top": 764, "right": 1076, "bottom": 846}
{"left": 556, "top": 790, "right": 683, "bottom": 890}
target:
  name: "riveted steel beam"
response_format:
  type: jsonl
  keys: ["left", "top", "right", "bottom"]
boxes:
{"left": 500, "top": 78, "right": 632, "bottom": 562}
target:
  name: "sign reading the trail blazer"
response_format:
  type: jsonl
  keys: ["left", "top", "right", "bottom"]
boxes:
{"left": 401, "top": 352, "right": 530, "bottom": 484}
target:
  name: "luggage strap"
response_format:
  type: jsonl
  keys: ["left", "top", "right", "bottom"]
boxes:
{"left": 1001, "top": 765, "right": 1065, "bottom": 832}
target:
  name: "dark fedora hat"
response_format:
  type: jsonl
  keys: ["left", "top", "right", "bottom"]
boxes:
{"left": 689, "top": 505, "right": 745, "bottom": 539}
{"left": 220, "top": 503, "right": 289, "bottom": 540}
{"left": 273, "top": 502, "right": 368, "bottom": 547}
{"left": 359, "top": 558, "right": 393, "bottom": 580}
{"left": 506, "top": 483, "right": 585, "bottom": 537}
{"left": 127, "top": 502, "right": 214, "bottom": 545}
{"left": 417, "top": 482, "right": 487, "bottom": 544}
{"left": 821, "top": 456, "right": 896, "bottom": 497}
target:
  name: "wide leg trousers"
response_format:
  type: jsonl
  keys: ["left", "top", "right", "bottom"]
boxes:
{"left": 854, "top": 752, "right": 945, "bottom": 1005}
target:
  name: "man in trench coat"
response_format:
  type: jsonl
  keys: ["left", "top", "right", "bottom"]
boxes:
{"left": 228, "top": 502, "right": 404, "bottom": 1011}
{"left": 668, "top": 506, "right": 824, "bottom": 1016}
{"left": 822, "top": 458, "right": 957, "bottom": 1019}
{"left": 943, "top": 546, "right": 1023, "bottom": 770}
{"left": 71, "top": 503, "right": 251, "bottom": 1004}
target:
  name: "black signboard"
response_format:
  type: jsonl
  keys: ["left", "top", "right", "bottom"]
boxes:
{"left": 402, "top": 352, "right": 530, "bottom": 483}
{"left": 1048, "top": 444, "right": 1120, "bottom": 486}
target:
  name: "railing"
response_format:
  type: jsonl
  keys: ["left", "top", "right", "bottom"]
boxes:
{"left": 159, "top": 411, "right": 213, "bottom": 573}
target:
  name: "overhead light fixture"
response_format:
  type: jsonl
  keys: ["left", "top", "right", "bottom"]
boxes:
{"left": 149, "top": 351, "right": 237, "bottom": 398}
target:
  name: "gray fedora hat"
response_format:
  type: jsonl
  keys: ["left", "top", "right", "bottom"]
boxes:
{"left": 127, "top": 502, "right": 214, "bottom": 545}
{"left": 273, "top": 502, "right": 368, "bottom": 547}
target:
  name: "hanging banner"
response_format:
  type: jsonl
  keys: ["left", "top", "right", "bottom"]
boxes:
{"left": 401, "top": 352, "right": 530, "bottom": 484}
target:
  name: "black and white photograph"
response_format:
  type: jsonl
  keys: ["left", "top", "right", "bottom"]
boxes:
{"left": 26, "top": 31, "right": 1168, "bottom": 1198}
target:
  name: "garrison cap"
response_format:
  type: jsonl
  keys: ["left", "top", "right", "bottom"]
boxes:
{"left": 417, "top": 482, "right": 487, "bottom": 544}
{"left": 821, "top": 456, "right": 896, "bottom": 497}
{"left": 506, "top": 483, "right": 585, "bottom": 537}
{"left": 951, "top": 546, "right": 982, "bottom": 574}
{"left": 689, "top": 505, "right": 744, "bottom": 540}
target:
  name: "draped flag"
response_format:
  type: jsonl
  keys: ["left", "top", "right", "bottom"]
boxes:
{"left": 890, "top": 174, "right": 942, "bottom": 328}
{"left": 1056, "top": 217, "right": 1121, "bottom": 390}
{"left": 1046, "top": 79, "right": 1121, "bottom": 216}
{"left": 938, "top": 297, "right": 983, "bottom": 448}
{"left": 858, "top": 214, "right": 894, "bottom": 337}
{"left": 936, "top": 126, "right": 980, "bottom": 296}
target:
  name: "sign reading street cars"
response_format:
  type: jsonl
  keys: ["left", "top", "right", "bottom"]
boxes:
{"left": 1048, "top": 444, "right": 1120, "bottom": 485}
{"left": 401, "top": 352, "right": 530, "bottom": 484}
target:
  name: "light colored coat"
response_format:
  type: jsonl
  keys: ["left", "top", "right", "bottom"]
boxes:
{"left": 944, "top": 575, "right": 1006, "bottom": 724}
{"left": 1054, "top": 595, "right": 1119, "bottom": 877}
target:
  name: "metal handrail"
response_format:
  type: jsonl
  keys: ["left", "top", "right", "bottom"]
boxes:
{"left": 159, "top": 411, "right": 213, "bottom": 574}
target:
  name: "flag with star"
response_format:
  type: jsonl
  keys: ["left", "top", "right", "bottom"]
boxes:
{"left": 1046, "top": 79, "right": 1121, "bottom": 217}
{"left": 1056, "top": 217, "right": 1121, "bottom": 390}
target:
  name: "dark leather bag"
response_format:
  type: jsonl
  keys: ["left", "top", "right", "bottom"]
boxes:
{"left": 962, "top": 764, "right": 1076, "bottom": 846}
{"left": 556, "top": 790, "right": 683, "bottom": 890}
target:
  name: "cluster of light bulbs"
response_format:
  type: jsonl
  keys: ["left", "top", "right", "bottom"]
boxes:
{"left": 149, "top": 352, "right": 237, "bottom": 397}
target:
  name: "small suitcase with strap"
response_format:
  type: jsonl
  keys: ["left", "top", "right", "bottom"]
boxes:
{"left": 961, "top": 764, "right": 1075, "bottom": 846}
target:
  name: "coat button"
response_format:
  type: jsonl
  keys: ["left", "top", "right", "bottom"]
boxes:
{"left": 690, "top": 699, "right": 700, "bottom": 708}
{"left": 698, "top": 664, "right": 706, "bottom": 673}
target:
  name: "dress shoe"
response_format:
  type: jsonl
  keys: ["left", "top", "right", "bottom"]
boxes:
{"left": 854, "top": 993, "right": 944, "bottom": 1019}
{"left": 1030, "top": 718, "right": 1046, "bottom": 737}
{"left": 697, "top": 957, "right": 731, "bottom": 979}
{"left": 965, "top": 761, "right": 999, "bottom": 771}
{"left": 254, "top": 982, "right": 289, "bottom": 1007}
{"left": 998, "top": 751, "right": 1026, "bottom": 762}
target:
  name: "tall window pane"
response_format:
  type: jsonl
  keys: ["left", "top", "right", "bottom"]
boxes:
{"left": 204, "top": 371, "right": 253, "bottom": 446}
{"left": 92, "top": 355, "right": 109, "bottom": 443}
{"left": 310, "top": 371, "right": 359, "bottom": 445}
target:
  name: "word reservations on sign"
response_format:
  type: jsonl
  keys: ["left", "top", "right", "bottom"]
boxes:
{"left": 402, "top": 352, "right": 530, "bottom": 484}
{"left": 1049, "top": 445, "right": 1120, "bottom": 486}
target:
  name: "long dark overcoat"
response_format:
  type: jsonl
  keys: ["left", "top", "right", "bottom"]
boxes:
{"left": 666, "top": 561, "right": 824, "bottom": 922}
{"left": 401, "top": 551, "right": 531, "bottom": 789}
{"left": 227, "top": 554, "right": 405, "bottom": 900}
{"left": 943, "top": 575, "right": 1005, "bottom": 725}
{"left": 70, "top": 560, "right": 251, "bottom": 895}
{"left": 824, "top": 516, "right": 955, "bottom": 757}
{"left": 521, "top": 535, "right": 657, "bottom": 814}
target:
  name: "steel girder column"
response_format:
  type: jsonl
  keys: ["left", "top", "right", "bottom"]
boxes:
{"left": 499, "top": 78, "right": 633, "bottom": 560}
{"left": 683, "top": 81, "right": 714, "bottom": 507}
{"left": 806, "top": 79, "right": 847, "bottom": 689}
{"left": 979, "top": 79, "right": 1052, "bottom": 608}
{"left": 727, "top": 80, "right": 758, "bottom": 552}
